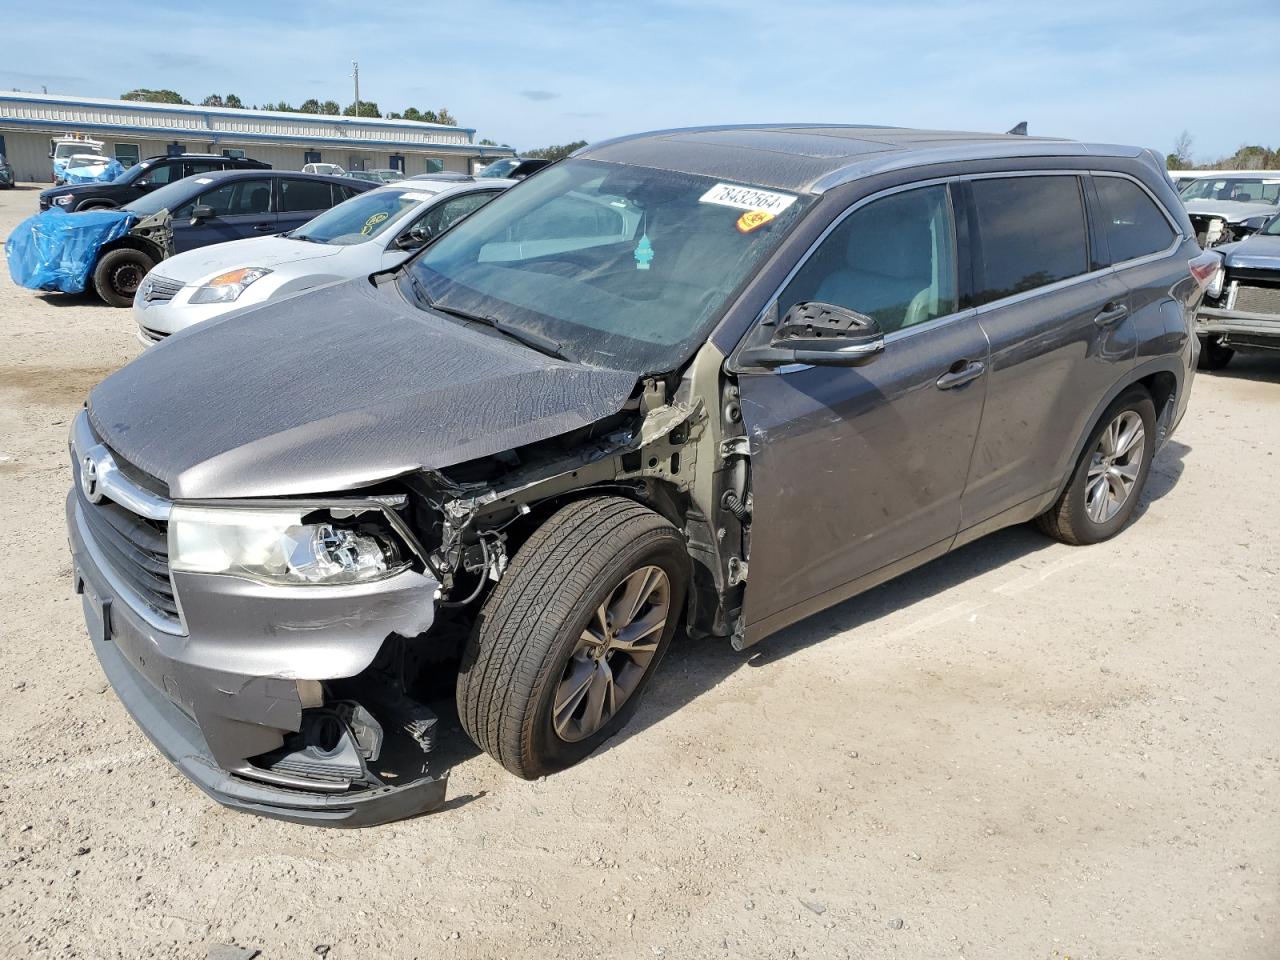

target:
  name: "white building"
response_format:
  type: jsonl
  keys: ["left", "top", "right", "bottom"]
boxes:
{"left": 0, "top": 91, "right": 514, "bottom": 183}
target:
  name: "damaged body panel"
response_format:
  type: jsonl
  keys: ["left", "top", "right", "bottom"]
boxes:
{"left": 68, "top": 125, "right": 1202, "bottom": 825}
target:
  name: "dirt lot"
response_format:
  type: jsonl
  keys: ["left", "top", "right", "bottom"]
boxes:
{"left": 0, "top": 181, "right": 1276, "bottom": 960}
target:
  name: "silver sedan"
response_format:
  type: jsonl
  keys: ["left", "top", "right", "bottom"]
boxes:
{"left": 133, "top": 178, "right": 513, "bottom": 344}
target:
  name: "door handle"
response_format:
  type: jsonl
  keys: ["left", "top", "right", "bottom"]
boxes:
{"left": 936, "top": 360, "right": 986, "bottom": 390}
{"left": 1094, "top": 302, "right": 1129, "bottom": 327}
{"left": 253, "top": 224, "right": 275, "bottom": 232}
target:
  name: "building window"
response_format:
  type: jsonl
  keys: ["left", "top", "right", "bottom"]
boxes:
{"left": 114, "top": 144, "right": 140, "bottom": 168}
{"left": 423, "top": 158, "right": 443, "bottom": 173}
{"left": 222, "top": 148, "right": 246, "bottom": 159}
{"left": 389, "top": 155, "right": 405, "bottom": 172}
{"left": 167, "top": 142, "right": 186, "bottom": 157}
{"left": 304, "top": 150, "right": 322, "bottom": 165}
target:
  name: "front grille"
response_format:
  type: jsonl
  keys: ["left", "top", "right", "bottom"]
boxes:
{"left": 73, "top": 457, "right": 180, "bottom": 627}
{"left": 142, "top": 275, "right": 184, "bottom": 303}
{"left": 1233, "top": 282, "right": 1280, "bottom": 316}
{"left": 140, "top": 325, "right": 171, "bottom": 342}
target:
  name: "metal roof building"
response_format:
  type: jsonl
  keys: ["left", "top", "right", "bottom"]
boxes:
{"left": 0, "top": 91, "right": 514, "bottom": 183}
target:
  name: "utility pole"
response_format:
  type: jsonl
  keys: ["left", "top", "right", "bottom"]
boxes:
{"left": 351, "top": 61, "right": 360, "bottom": 118}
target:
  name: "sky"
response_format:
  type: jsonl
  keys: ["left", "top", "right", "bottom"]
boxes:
{"left": 1, "top": 0, "right": 1276, "bottom": 160}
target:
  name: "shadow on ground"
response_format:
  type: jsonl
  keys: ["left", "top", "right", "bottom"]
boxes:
{"left": 1202, "top": 351, "right": 1280, "bottom": 384}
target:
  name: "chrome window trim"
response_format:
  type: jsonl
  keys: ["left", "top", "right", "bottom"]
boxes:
{"left": 736, "top": 167, "right": 1187, "bottom": 370}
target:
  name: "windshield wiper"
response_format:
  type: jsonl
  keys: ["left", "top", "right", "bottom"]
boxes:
{"left": 405, "top": 277, "right": 572, "bottom": 362}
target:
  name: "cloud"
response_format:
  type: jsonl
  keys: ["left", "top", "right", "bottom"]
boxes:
{"left": 520, "top": 90, "right": 559, "bottom": 102}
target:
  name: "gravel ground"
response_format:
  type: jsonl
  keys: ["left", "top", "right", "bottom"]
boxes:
{"left": 0, "top": 182, "right": 1277, "bottom": 960}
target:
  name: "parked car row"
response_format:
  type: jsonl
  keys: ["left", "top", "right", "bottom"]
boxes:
{"left": 134, "top": 176, "right": 511, "bottom": 340}
{"left": 59, "top": 123, "right": 1214, "bottom": 826}
{"left": 8, "top": 169, "right": 373, "bottom": 305}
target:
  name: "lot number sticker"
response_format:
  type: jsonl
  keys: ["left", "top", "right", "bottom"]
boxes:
{"left": 700, "top": 183, "right": 797, "bottom": 215}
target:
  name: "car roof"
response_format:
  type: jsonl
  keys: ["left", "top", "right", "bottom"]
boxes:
{"left": 576, "top": 123, "right": 1148, "bottom": 194}
{"left": 373, "top": 178, "right": 517, "bottom": 197}
{"left": 183, "top": 169, "right": 356, "bottom": 184}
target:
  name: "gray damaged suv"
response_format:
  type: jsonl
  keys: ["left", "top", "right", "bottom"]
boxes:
{"left": 68, "top": 125, "right": 1212, "bottom": 826}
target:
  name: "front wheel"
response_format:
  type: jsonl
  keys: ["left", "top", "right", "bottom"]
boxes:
{"left": 457, "top": 497, "right": 689, "bottom": 780}
{"left": 92, "top": 248, "right": 154, "bottom": 307}
{"left": 1035, "top": 386, "right": 1157, "bottom": 546}
{"left": 1197, "top": 334, "right": 1234, "bottom": 371}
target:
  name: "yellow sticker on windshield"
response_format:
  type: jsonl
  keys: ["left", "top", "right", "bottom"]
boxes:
{"left": 736, "top": 209, "right": 774, "bottom": 234}
{"left": 361, "top": 211, "right": 390, "bottom": 235}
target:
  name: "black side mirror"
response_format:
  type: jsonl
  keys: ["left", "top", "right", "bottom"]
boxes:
{"left": 189, "top": 205, "right": 215, "bottom": 225}
{"left": 739, "top": 301, "right": 885, "bottom": 368}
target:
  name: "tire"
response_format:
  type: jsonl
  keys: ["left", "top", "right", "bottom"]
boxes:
{"left": 457, "top": 496, "right": 689, "bottom": 780}
{"left": 1035, "top": 386, "right": 1157, "bottom": 546}
{"left": 92, "top": 248, "right": 154, "bottom": 307}
{"left": 1197, "top": 334, "right": 1234, "bottom": 371}
{"left": 77, "top": 201, "right": 117, "bottom": 212}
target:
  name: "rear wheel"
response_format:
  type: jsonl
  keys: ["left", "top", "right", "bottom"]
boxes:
{"left": 92, "top": 248, "right": 154, "bottom": 307}
{"left": 457, "top": 497, "right": 689, "bottom": 780}
{"left": 1197, "top": 334, "right": 1234, "bottom": 371}
{"left": 1035, "top": 386, "right": 1157, "bottom": 546}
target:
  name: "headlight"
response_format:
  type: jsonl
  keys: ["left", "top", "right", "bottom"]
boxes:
{"left": 53, "top": 195, "right": 74, "bottom": 206}
{"left": 188, "top": 267, "right": 272, "bottom": 305}
{"left": 169, "top": 504, "right": 406, "bottom": 585}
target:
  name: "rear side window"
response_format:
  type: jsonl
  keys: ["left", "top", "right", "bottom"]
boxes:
{"left": 971, "top": 176, "right": 1088, "bottom": 304}
{"left": 174, "top": 178, "right": 273, "bottom": 219}
{"left": 182, "top": 160, "right": 221, "bottom": 178}
{"left": 280, "top": 178, "right": 336, "bottom": 213}
{"left": 1094, "top": 176, "right": 1176, "bottom": 263}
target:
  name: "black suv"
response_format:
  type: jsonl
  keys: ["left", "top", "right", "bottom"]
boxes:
{"left": 39, "top": 154, "right": 270, "bottom": 212}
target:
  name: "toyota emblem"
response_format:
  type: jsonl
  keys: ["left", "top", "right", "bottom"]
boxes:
{"left": 80, "top": 453, "right": 104, "bottom": 504}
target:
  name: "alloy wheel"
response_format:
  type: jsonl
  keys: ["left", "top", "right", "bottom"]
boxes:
{"left": 1085, "top": 410, "right": 1145, "bottom": 524}
{"left": 552, "top": 565, "right": 671, "bottom": 743}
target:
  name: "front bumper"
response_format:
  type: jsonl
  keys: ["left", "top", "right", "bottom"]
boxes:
{"left": 67, "top": 486, "right": 450, "bottom": 827}
{"left": 1196, "top": 307, "right": 1280, "bottom": 349}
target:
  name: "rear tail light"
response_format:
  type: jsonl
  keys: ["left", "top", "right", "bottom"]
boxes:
{"left": 1189, "top": 251, "right": 1220, "bottom": 292}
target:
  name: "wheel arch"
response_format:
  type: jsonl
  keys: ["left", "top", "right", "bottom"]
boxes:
{"left": 96, "top": 235, "right": 165, "bottom": 265}
{"left": 1052, "top": 357, "right": 1184, "bottom": 502}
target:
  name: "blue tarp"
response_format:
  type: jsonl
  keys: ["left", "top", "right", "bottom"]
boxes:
{"left": 62, "top": 158, "right": 126, "bottom": 185}
{"left": 5, "top": 207, "right": 137, "bottom": 293}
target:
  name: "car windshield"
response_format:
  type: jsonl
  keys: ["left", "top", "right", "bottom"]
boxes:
{"left": 1180, "top": 177, "right": 1280, "bottom": 205}
{"left": 121, "top": 177, "right": 209, "bottom": 216}
{"left": 290, "top": 186, "right": 433, "bottom": 245}
{"left": 478, "top": 159, "right": 519, "bottom": 178}
{"left": 1262, "top": 215, "right": 1280, "bottom": 236}
{"left": 404, "top": 158, "right": 811, "bottom": 372}
{"left": 55, "top": 143, "right": 99, "bottom": 159}
{"left": 67, "top": 156, "right": 107, "bottom": 169}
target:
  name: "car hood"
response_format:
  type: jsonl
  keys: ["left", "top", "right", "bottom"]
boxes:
{"left": 87, "top": 278, "right": 639, "bottom": 499}
{"left": 1219, "top": 233, "right": 1280, "bottom": 270}
{"left": 153, "top": 234, "right": 348, "bottom": 284}
{"left": 1183, "top": 198, "right": 1279, "bottom": 223}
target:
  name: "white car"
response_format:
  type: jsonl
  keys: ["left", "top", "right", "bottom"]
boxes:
{"left": 133, "top": 179, "right": 513, "bottom": 343}
{"left": 301, "top": 162, "right": 346, "bottom": 176}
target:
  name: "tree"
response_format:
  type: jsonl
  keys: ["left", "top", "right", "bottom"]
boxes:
{"left": 121, "top": 88, "right": 190, "bottom": 105}
{"left": 435, "top": 107, "right": 456, "bottom": 126}
{"left": 478, "top": 138, "right": 498, "bottom": 146}
{"left": 1167, "top": 130, "right": 1194, "bottom": 169}
{"left": 261, "top": 100, "right": 298, "bottom": 113}
{"left": 201, "top": 94, "right": 224, "bottom": 107}
{"left": 320, "top": 100, "right": 340, "bottom": 115}
{"left": 342, "top": 101, "right": 381, "bottom": 118}
{"left": 225, "top": 94, "right": 244, "bottom": 109}
{"left": 524, "top": 140, "right": 588, "bottom": 162}
{"left": 298, "top": 98, "right": 321, "bottom": 114}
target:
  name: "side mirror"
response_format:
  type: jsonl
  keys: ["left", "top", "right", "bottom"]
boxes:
{"left": 395, "top": 224, "right": 436, "bottom": 250}
{"left": 189, "top": 205, "right": 215, "bottom": 224}
{"left": 739, "top": 301, "right": 885, "bottom": 368}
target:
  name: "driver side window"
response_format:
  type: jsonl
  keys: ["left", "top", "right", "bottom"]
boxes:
{"left": 406, "top": 191, "right": 498, "bottom": 242}
{"left": 174, "top": 179, "right": 272, "bottom": 219}
{"left": 779, "top": 184, "right": 958, "bottom": 335}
